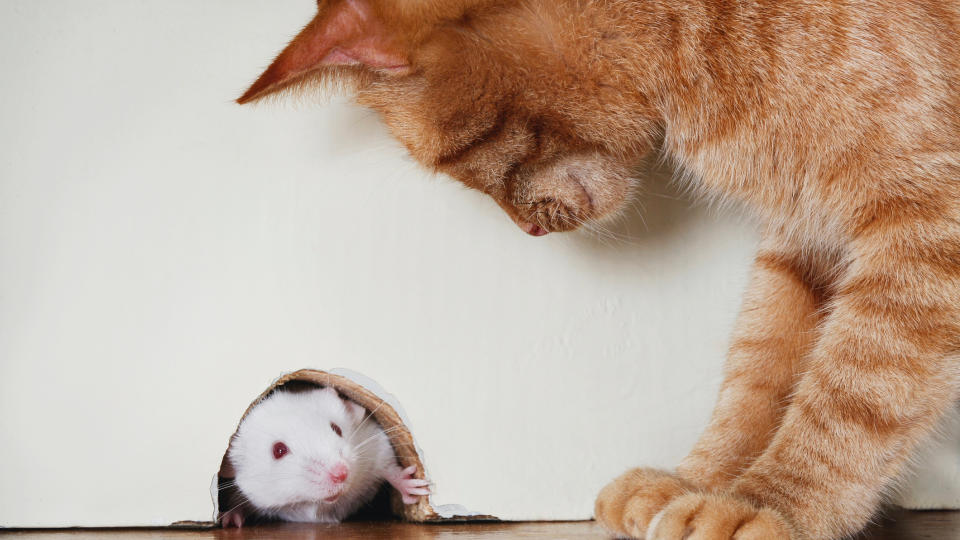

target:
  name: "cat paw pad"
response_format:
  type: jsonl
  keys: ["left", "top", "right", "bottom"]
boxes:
{"left": 595, "top": 468, "right": 695, "bottom": 539}
{"left": 647, "top": 492, "right": 794, "bottom": 540}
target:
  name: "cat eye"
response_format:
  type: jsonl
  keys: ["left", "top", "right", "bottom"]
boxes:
{"left": 330, "top": 422, "right": 343, "bottom": 437}
{"left": 272, "top": 441, "right": 289, "bottom": 460}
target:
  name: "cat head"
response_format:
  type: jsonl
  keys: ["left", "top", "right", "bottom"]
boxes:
{"left": 239, "top": 0, "right": 662, "bottom": 235}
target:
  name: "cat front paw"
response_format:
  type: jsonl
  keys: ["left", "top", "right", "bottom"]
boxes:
{"left": 646, "top": 492, "right": 795, "bottom": 540}
{"left": 595, "top": 468, "right": 695, "bottom": 539}
{"left": 387, "top": 465, "right": 430, "bottom": 505}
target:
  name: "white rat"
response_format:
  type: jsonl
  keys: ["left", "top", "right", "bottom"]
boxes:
{"left": 220, "top": 386, "right": 429, "bottom": 527}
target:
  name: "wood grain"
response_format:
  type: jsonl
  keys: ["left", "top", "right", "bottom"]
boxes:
{"left": 1, "top": 511, "right": 957, "bottom": 540}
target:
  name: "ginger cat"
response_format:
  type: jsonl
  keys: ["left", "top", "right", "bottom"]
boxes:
{"left": 238, "top": 1, "right": 960, "bottom": 538}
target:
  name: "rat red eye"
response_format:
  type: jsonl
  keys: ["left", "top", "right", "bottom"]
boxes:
{"left": 272, "top": 441, "right": 289, "bottom": 459}
{"left": 330, "top": 422, "right": 342, "bottom": 437}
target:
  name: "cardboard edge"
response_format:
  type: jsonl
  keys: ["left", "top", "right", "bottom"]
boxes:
{"left": 213, "top": 369, "right": 497, "bottom": 525}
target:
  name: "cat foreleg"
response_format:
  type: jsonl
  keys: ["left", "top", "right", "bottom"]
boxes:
{"left": 663, "top": 230, "right": 960, "bottom": 540}
{"left": 679, "top": 239, "right": 822, "bottom": 490}
{"left": 595, "top": 238, "right": 822, "bottom": 539}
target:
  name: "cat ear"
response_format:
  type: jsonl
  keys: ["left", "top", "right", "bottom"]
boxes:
{"left": 237, "top": 0, "right": 410, "bottom": 104}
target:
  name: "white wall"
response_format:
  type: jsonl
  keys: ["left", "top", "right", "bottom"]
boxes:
{"left": 1, "top": 0, "right": 952, "bottom": 528}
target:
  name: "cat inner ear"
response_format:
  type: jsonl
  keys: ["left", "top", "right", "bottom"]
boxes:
{"left": 237, "top": 0, "right": 410, "bottom": 104}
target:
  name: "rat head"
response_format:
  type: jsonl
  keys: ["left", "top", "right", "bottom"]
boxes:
{"left": 229, "top": 387, "right": 367, "bottom": 510}
{"left": 239, "top": 0, "right": 663, "bottom": 235}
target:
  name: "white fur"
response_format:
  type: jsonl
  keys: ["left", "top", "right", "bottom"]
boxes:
{"left": 228, "top": 387, "right": 397, "bottom": 523}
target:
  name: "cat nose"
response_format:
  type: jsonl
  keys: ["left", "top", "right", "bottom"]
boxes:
{"left": 518, "top": 219, "right": 549, "bottom": 236}
{"left": 328, "top": 462, "right": 349, "bottom": 484}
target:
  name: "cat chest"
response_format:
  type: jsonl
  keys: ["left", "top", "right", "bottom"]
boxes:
{"left": 673, "top": 138, "right": 850, "bottom": 250}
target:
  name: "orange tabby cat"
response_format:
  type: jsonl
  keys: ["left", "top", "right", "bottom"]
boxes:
{"left": 238, "top": 1, "right": 960, "bottom": 538}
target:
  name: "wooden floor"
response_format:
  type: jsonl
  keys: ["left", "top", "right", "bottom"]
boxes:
{"left": 2, "top": 511, "right": 958, "bottom": 539}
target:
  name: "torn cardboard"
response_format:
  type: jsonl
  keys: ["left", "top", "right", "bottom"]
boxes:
{"left": 212, "top": 368, "right": 495, "bottom": 524}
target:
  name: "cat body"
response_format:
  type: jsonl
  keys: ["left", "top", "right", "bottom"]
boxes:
{"left": 239, "top": 1, "right": 960, "bottom": 538}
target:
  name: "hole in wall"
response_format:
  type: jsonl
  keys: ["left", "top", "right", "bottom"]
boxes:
{"left": 213, "top": 369, "right": 496, "bottom": 526}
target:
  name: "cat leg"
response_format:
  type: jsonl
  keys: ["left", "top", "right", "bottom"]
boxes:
{"left": 679, "top": 245, "right": 824, "bottom": 489}
{"left": 596, "top": 239, "right": 822, "bottom": 538}
{"left": 647, "top": 227, "right": 960, "bottom": 539}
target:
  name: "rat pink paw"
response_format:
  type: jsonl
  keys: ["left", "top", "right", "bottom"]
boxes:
{"left": 220, "top": 509, "right": 245, "bottom": 528}
{"left": 388, "top": 464, "right": 430, "bottom": 505}
{"left": 647, "top": 492, "right": 796, "bottom": 540}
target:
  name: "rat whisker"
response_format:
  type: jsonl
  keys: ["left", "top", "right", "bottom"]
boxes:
{"left": 354, "top": 425, "right": 408, "bottom": 450}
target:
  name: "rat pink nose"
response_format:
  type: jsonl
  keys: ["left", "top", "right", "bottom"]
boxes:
{"left": 328, "top": 463, "right": 349, "bottom": 484}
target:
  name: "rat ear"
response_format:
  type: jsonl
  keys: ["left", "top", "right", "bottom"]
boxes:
{"left": 343, "top": 399, "right": 367, "bottom": 425}
{"left": 237, "top": 0, "right": 410, "bottom": 104}
{"left": 320, "top": 386, "right": 367, "bottom": 423}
